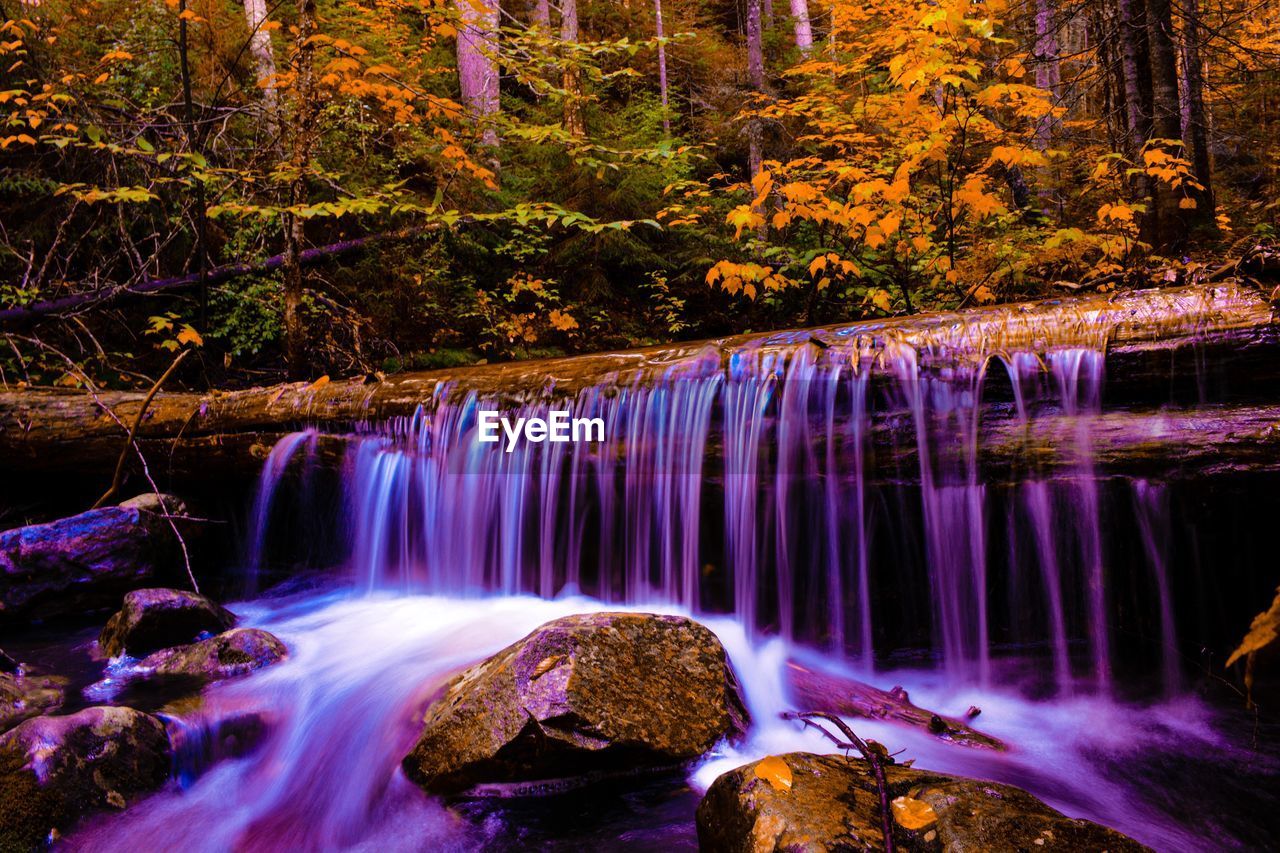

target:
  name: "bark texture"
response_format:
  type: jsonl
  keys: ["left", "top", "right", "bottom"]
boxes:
{"left": 457, "top": 0, "right": 502, "bottom": 147}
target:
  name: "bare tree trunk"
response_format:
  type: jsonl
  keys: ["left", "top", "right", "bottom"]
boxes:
{"left": 533, "top": 0, "right": 550, "bottom": 28}
{"left": 655, "top": 0, "right": 670, "bottom": 134}
{"left": 283, "top": 0, "right": 318, "bottom": 381}
{"left": 1179, "top": 0, "right": 1217, "bottom": 234}
{"left": 1116, "top": 0, "right": 1158, "bottom": 245}
{"left": 789, "top": 0, "right": 812, "bottom": 54}
{"left": 1033, "top": 0, "right": 1061, "bottom": 151}
{"left": 456, "top": 0, "right": 502, "bottom": 149}
{"left": 1146, "top": 0, "right": 1188, "bottom": 249}
{"left": 763, "top": 0, "right": 774, "bottom": 29}
{"left": 746, "top": 0, "right": 767, "bottom": 233}
{"left": 561, "top": 0, "right": 585, "bottom": 135}
{"left": 242, "top": 0, "right": 280, "bottom": 140}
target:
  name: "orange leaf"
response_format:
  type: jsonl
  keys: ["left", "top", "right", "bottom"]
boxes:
{"left": 754, "top": 756, "right": 793, "bottom": 792}
{"left": 891, "top": 796, "right": 938, "bottom": 830}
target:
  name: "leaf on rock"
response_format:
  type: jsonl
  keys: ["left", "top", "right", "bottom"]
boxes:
{"left": 891, "top": 795, "right": 938, "bottom": 830}
{"left": 754, "top": 755, "right": 793, "bottom": 792}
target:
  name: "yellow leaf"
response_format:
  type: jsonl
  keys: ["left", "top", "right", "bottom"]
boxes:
{"left": 870, "top": 289, "right": 893, "bottom": 312}
{"left": 891, "top": 796, "right": 938, "bottom": 830}
{"left": 1226, "top": 587, "right": 1280, "bottom": 668}
{"left": 754, "top": 756, "right": 793, "bottom": 792}
{"left": 308, "top": 375, "right": 331, "bottom": 391}
{"left": 1178, "top": 197, "right": 1198, "bottom": 210}
{"left": 880, "top": 213, "right": 901, "bottom": 238}
{"left": 549, "top": 309, "right": 579, "bottom": 332}
{"left": 176, "top": 325, "right": 203, "bottom": 347}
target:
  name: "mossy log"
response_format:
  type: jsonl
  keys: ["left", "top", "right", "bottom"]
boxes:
{"left": 0, "top": 282, "right": 1275, "bottom": 487}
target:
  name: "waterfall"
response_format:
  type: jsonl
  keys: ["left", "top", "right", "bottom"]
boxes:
{"left": 244, "top": 324, "right": 1193, "bottom": 696}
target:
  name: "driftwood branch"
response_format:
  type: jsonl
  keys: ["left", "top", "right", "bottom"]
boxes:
{"left": 92, "top": 348, "right": 191, "bottom": 509}
{"left": 784, "top": 710, "right": 897, "bottom": 853}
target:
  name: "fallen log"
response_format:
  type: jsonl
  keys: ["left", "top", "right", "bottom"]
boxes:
{"left": 0, "top": 282, "right": 1274, "bottom": 484}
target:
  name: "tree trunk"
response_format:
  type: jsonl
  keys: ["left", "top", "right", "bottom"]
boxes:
{"left": 763, "top": 0, "right": 774, "bottom": 29}
{"left": 283, "top": 0, "right": 318, "bottom": 381}
{"left": 1178, "top": 0, "right": 1217, "bottom": 234}
{"left": 789, "top": 0, "right": 813, "bottom": 54}
{"left": 1116, "top": 0, "right": 1158, "bottom": 244}
{"left": 1033, "top": 0, "right": 1061, "bottom": 152}
{"left": 242, "top": 0, "right": 280, "bottom": 140}
{"left": 655, "top": 0, "right": 671, "bottom": 135}
{"left": 746, "top": 0, "right": 766, "bottom": 220}
{"left": 456, "top": 0, "right": 502, "bottom": 149}
{"left": 561, "top": 0, "right": 585, "bottom": 136}
{"left": 533, "top": 0, "right": 550, "bottom": 28}
{"left": 1145, "top": 0, "right": 1187, "bottom": 250}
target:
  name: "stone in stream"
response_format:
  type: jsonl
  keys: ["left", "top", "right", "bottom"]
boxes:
{"left": 99, "top": 587, "right": 236, "bottom": 658}
{"left": 134, "top": 627, "right": 287, "bottom": 686}
{"left": 0, "top": 506, "right": 181, "bottom": 622}
{"left": 696, "top": 752, "right": 1150, "bottom": 852}
{"left": 0, "top": 660, "right": 65, "bottom": 735}
{"left": 402, "top": 612, "right": 750, "bottom": 796}
{"left": 0, "top": 706, "right": 171, "bottom": 850}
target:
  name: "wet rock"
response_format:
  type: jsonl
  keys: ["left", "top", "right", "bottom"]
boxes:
{"left": 0, "top": 666, "right": 65, "bottom": 735}
{"left": 696, "top": 752, "right": 1149, "bottom": 852}
{"left": 160, "top": 696, "right": 272, "bottom": 782}
{"left": 99, "top": 588, "right": 236, "bottom": 658}
{"left": 119, "top": 492, "right": 188, "bottom": 516}
{"left": 136, "top": 628, "right": 287, "bottom": 686}
{"left": 0, "top": 706, "right": 171, "bottom": 850}
{"left": 0, "top": 507, "right": 179, "bottom": 623}
{"left": 402, "top": 611, "right": 750, "bottom": 796}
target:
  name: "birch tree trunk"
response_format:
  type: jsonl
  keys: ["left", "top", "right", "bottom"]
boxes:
{"left": 789, "top": 0, "right": 813, "bottom": 54}
{"left": 655, "top": 0, "right": 670, "bottom": 134}
{"left": 242, "top": 0, "right": 280, "bottom": 140}
{"left": 456, "top": 0, "right": 501, "bottom": 149}
{"left": 561, "top": 0, "right": 585, "bottom": 135}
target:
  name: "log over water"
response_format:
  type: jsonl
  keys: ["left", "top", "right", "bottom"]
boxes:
{"left": 0, "top": 281, "right": 1274, "bottom": 481}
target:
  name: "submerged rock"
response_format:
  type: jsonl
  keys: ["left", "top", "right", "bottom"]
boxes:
{"left": 402, "top": 612, "right": 749, "bottom": 795}
{"left": 0, "top": 706, "right": 171, "bottom": 850}
{"left": 0, "top": 506, "right": 179, "bottom": 622}
{"left": 136, "top": 628, "right": 287, "bottom": 686}
{"left": 696, "top": 752, "right": 1149, "bottom": 852}
{"left": 0, "top": 667, "right": 65, "bottom": 735}
{"left": 99, "top": 588, "right": 236, "bottom": 658}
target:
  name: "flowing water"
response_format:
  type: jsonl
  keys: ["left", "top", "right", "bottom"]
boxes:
{"left": 63, "top": 308, "right": 1280, "bottom": 850}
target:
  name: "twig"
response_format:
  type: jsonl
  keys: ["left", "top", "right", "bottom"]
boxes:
{"left": 785, "top": 710, "right": 896, "bottom": 853}
{"left": 92, "top": 348, "right": 191, "bottom": 509}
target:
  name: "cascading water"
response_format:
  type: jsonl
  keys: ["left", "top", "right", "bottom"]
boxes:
{"left": 303, "top": 330, "right": 1145, "bottom": 694}
{"left": 70, "top": 300, "right": 1280, "bottom": 852}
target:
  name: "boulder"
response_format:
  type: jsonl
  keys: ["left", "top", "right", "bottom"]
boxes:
{"left": 0, "top": 706, "right": 171, "bottom": 850}
{"left": 119, "top": 493, "right": 189, "bottom": 516}
{"left": 696, "top": 752, "right": 1149, "bottom": 852}
{"left": 99, "top": 588, "right": 236, "bottom": 658}
{"left": 0, "top": 668, "right": 65, "bottom": 735}
{"left": 0, "top": 507, "right": 179, "bottom": 622}
{"left": 402, "top": 612, "right": 750, "bottom": 796}
{"left": 136, "top": 628, "right": 287, "bottom": 686}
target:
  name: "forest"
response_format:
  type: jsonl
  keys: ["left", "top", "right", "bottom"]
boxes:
{"left": 2, "top": 0, "right": 1280, "bottom": 850}
{"left": 0, "top": 0, "right": 1277, "bottom": 385}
